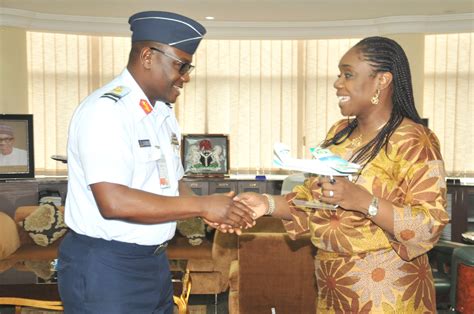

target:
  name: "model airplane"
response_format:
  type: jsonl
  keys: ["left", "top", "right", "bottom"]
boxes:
{"left": 273, "top": 143, "right": 360, "bottom": 176}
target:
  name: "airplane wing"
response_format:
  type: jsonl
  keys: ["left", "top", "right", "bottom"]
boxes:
{"left": 273, "top": 143, "right": 360, "bottom": 176}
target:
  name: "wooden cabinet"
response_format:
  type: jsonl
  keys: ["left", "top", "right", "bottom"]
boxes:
{"left": 183, "top": 179, "right": 209, "bottom": 195}
{"left": 0, "top": 178, "right": 67, "bottom": 217}
{"left": 237, "top": 180, "right": 266, "bottom": 194}
{"left": 266, "top": 180, "right": 284, "bottom": 195}
{"left": 445, "top": 185, "right": 474, "bottom": 243}
{"left": 3, "top": 179, "right": 471, "bottom": 243}
{"left": 182, "top": 178, "right": 282, "bottom": 195}
{"left": 208, "top": 181, "right": 237, "bottom": 194}
{"left": 0, "top": 180, "right": 38, "bottom": 217}
{"left": 0, "top": 178, "right": 281, "bottom": 217}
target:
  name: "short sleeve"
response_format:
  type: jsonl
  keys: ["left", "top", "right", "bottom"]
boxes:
{"left": 77, "top": 100, "right": 134, "bottom": 186}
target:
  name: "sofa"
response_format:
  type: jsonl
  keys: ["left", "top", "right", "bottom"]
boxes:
{"left": 0, "top": 206, "right": 64, "bottom": 270}
{"left": 0, "top": 205, "right": 239, "bottom": 297}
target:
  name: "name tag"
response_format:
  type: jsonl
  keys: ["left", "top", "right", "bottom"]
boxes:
{"left": 157, "top": 153, "right": 170, "bottom": 189}
{"left": 138, "top": 139, "right": 151, "bottom": 147}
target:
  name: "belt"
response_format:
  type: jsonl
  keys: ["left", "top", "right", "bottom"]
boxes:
{"left": 70, "top": 231, "right": 169, "bottom": 256}
{"left": 153, "top": 241, "right": 168, "bottom": 256}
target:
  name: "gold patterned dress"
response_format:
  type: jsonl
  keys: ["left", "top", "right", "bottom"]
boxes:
{"left": 283, "top": 118, "right": 449, "bottom": 313}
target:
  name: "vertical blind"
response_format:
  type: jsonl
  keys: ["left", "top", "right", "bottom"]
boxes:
{"left": 423, "top": 33, "right": 474, "bottom": 177}
{"left": 27, "top": 32, "right": 359, "bottom": 174}
{"left": 177, "top": 39, "right": 359, "bottom": 173}
{"left": 27, "top": 31, "right": 473, "bottom": 176}
{"left": 177, "top": 40, "right": 300, "bottom": 174}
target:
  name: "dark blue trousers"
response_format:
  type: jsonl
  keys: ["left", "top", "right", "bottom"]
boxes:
{"left": 58, "top": 231, "right": 173, "bottom": 314}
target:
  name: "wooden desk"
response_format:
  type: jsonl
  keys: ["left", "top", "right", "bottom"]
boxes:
{"left": 0, "top": 259, "right": 63, "bottom": 312}
{"left": 0, "top": 258, "right": 191, "bottom": 313}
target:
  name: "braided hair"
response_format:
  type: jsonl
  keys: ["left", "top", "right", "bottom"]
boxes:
{"left": 322, "top": 36, "right": 423, "bottom": 168}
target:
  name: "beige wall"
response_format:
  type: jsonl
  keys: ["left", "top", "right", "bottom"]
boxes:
{"left": 0, "top": 27, "right": 29, "bottom": 114}
{"left": 0, "top": 27, "right": 425, "bottom": 115}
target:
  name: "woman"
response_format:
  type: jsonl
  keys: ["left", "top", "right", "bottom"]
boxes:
{"left": 235, "top": 37, "right": 449, "bottom": 313}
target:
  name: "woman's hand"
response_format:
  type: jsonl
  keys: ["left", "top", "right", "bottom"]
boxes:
{"left": 205, "top": 192, "right": 268, "bottom": 235}
{"left": 318, "top": 176, "right": 372, "bottom": 214}
{"left": 200, "top": 192, "right": 256, "bottom": 229}
{"left": 233, "top": 192, "right": 268, "bottom": 219}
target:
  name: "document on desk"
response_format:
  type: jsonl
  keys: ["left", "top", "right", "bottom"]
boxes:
{"left": 273, "top": 142, "right": 360, "bottom": 177}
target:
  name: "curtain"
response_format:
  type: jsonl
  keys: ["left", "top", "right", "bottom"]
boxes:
{"left": 175, "top": 40, "right": 300, "bottom": 174}
{"left": 175, "top": 39, "right": 360, "bottom": 173}
{"left": 301, "top": 39, "right": 360, "bottom": 157}
{"left": 26, "top": 32, "right": 359, "bottom": 174}
{"left": 27, "top": 32, "right": 131, "bottom": 174}
{"left": 423, "top": 33, "right": 474, "bottom": 176}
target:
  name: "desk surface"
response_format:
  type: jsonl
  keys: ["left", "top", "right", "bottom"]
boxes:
{"left": 0, "top": 259, "right": 59, "bottom": 300}
{"left": 0, "top": 258, "right": 188, "bottom": 301}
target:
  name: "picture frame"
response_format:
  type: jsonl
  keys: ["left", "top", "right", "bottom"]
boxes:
{"left": 0, "top": 114, "right": 35, "bottom": 179}
{"left": 182, "top": 134, "right": 229, "bottom": 177}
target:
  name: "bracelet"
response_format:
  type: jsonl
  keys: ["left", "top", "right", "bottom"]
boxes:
{"left": 263, "top": 193, "right": 276, "bottom": 216}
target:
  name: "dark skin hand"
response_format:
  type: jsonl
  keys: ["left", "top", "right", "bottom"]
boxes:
{"left": 318, "top": 176, "right": 394, "bottom": 235}
{"left": 208, "top": 192, "right": 292, "bottom": 234}
{"left": 204, "top": 197, "right": 258, "bottom": 235}
{"left": 178, "top": 181, "right": 256, "bottom": 232}
{"left": 90, "top": 182, "right": 256, "bottom": 228}
{"left": 318, "top": 176, "right": 371, "bottom": 211}
{"left": 116, "top": 44, "right": 256, "bottom": 229}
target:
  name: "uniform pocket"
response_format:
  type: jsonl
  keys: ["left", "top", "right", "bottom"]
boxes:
{"left": 137, "top": 146, "right": 160, "bottom": 163}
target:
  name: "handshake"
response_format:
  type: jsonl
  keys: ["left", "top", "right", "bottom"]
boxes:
{"left": 199, "top": 191, "right": 271, "bottom": 235}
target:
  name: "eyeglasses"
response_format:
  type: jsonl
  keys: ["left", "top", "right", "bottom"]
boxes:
{"left": 0, "top": 137, "right": 13, "bottom": 143}
{"left": 149, "top": 47, "right": 195, "bottom": 75}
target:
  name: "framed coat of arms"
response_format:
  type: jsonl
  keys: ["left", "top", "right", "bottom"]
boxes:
{"left": 182, "top": 134, "right": 229, "bottom": 177}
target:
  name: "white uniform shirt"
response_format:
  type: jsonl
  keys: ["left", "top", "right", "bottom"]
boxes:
{"left": 0, "top": 147, "right": 28, "bottom": 166}
{"left": 66, "top": 69, "right": 183, "bottom": 245}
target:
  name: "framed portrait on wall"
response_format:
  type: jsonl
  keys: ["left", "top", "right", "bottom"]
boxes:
{"left": 182, "top": 134, "right": 229, "bottom": 177}
{"left": 0, "top": 114, "right": 35, "bottom": 179}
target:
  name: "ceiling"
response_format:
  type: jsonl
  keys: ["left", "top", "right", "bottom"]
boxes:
{"left": 2, "top": 0, "right": 473, "bottom": 23}
{"left": 1, "top": 0, "right": 473, "bottom": 38}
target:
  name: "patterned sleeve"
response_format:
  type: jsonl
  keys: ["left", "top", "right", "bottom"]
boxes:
{"left": 282, "top": 119, "right": 348, "bottom": 239}
{"left": 282, "top": 176, "right": 319, "bottom": 239}
{"left": 380, "top": 126, "right": 450, "bottom": 261}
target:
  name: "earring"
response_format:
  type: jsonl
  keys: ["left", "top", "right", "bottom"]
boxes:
{"left": 371, "top": 89, "right": 380, "bottom": 105}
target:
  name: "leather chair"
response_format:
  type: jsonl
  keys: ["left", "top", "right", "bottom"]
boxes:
{"left": 167, "top": 229, "right": 238, "bottom": 296}
{"left": 450, "top": 246, "right": 474, "bottom": 313}
{"left": 428, "top": 241, "right": 474, "bottom": 312}
{"left": 429, "top": 243, "right": 454, "bottom": 308}
{"left": 228, "top": 217, "right": 317, "bottom": 314}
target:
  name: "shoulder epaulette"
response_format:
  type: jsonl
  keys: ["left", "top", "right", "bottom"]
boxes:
{"left": 100, "top": 86, "right": 131, "bottom": 102}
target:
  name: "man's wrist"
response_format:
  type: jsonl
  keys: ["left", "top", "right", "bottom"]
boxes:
{"left": 194, "top": 195, "right": 208, "bottom": 217}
